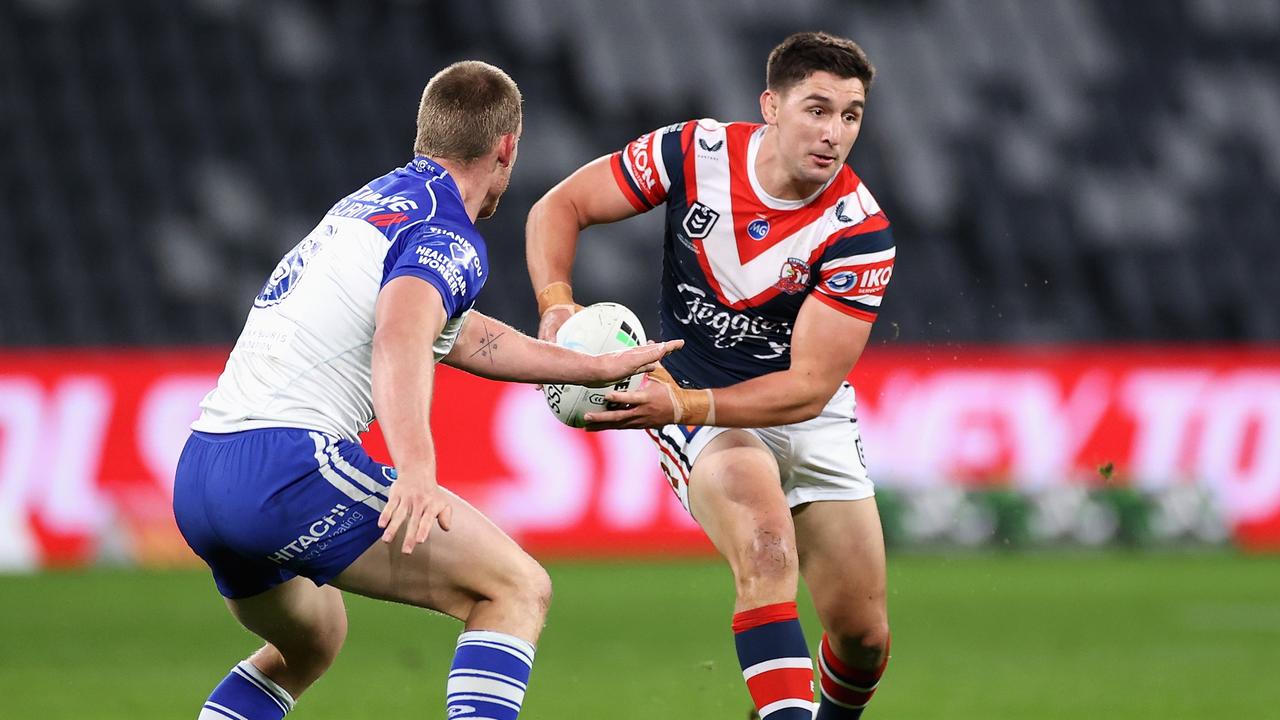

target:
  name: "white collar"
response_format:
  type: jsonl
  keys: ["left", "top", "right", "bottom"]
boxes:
{"left": 746, "top": 126, "right": 837, "bottom": 211}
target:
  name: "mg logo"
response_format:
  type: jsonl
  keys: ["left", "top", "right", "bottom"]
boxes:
{"left": 681, "top": 201, "right": 720, "bottom": 239}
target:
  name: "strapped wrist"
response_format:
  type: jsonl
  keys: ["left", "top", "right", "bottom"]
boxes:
{"left": 536, "top": 281, "right": 575, "bottom": 315}
{"left": 649, "top": 366, "right": 716, "bottom": 426}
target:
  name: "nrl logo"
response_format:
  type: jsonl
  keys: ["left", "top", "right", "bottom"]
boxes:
{"left": 682, "top": 201, "right": 720, "bottom": 239}
{"left": 698, "top": 138, "right": 724, "bottom": 153}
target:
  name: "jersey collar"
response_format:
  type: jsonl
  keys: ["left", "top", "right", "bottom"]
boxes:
{"left": 746, "top": 126, "right": 838, "bottom": 211}
{"left": 408, "top": 155, "right": 450, "bottom": 178}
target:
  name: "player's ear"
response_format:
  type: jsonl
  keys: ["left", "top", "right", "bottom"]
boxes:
{"left": 496, "top": 132, "right": 517, "bottom": 168}
{"left": 760, "top": 88, "right": 779, "bottom": 125}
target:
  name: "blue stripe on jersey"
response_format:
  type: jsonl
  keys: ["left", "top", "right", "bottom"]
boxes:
{"left": 660, "top": 121, "right": 689, "bottom": 199}
{"left": 734, "top": 619, "right": 812, "bottom": 669}
{"left": 820, "top": 226, "right": 895, "bottom": 263}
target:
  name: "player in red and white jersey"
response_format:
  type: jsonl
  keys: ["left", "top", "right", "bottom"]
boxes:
{"left": 527, "top": 33, "right": 893, "bottom": 719}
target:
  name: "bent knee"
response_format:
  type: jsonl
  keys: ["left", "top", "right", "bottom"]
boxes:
{"left": 731, "top": 525, "right": 799, "bottom": 591}
{"left": 492, "top": 556, "right": 553, "bottom": 620}
{"left": 295, "top": 612, "right": 348, "bottom": 665}
{"left": 828, "top": 620, "right": 891, "bottom": 669}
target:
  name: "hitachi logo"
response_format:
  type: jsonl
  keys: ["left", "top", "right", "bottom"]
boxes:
{"left": 268, "top": 503, "right": 350, "bottom": 564}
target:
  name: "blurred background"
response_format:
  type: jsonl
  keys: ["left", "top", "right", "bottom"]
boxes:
{"left": 1, "top": 1, "right": 1278, "bottom": 718}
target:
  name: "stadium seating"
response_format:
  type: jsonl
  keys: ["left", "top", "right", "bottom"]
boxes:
{"left": 1, "top": 0, "right": 1277, "bottom": 345}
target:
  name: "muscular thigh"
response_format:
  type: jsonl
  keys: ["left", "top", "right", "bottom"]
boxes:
{"left": 792, "top": 498, "right": 888, "bottom": 631}
{"left": 332, "top": 487, "right": 540, "bottom": 622}
{"left": 687, "top": 430, "right": 801, "bottom": 610}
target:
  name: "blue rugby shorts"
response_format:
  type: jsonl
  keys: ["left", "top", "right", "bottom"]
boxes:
{"left": 173, "top": 428, "right": 395, "bottom": 599}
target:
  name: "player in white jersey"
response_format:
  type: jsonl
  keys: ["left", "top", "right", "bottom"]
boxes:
{"left": 526, "top": 34, "right": 893, "bottom": 719}
{"left": 174, "top": 61, "right": 681, "bottom": 720}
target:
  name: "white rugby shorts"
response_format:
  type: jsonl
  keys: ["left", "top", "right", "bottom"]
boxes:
{"left": 644, "top": 381, "right": 873, "bottom": 512}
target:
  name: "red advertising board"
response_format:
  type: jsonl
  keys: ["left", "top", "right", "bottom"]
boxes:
{"left": 1, "top": 345, "right": 1278, "bottom": 569}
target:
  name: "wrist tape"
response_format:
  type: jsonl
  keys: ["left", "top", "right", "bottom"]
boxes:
{"left": 648, "top": 365, "right": 716, "bottom": 426}
{"left": 536, "top": 281, "right": 576, "bottom": 316}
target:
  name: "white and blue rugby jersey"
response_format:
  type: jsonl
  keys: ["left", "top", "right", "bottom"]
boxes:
{"left": 193, "top": 156, "right": 488, "bottom": 441}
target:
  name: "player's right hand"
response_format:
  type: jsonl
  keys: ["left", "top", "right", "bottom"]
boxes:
{"left": 378, "top": 466, "right": 453, "bottom": 554}
{"left": 537, "top": 303, "right": 580, "bottom": 342}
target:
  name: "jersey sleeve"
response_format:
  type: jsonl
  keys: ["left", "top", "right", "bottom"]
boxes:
{"left": 610, "top": 121, "right": 690, "bottom": 212}
{"left": 382, "top": 225, "right": 487, "bottom": 319}
{"left": 812, "top": 219, "right": 896, "bottom": 323}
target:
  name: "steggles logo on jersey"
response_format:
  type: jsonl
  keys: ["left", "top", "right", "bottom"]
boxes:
{"left": 674, "top": 283, "right": 791, "bottom": 358}
{"left": 776, "top": 257, "right": 811, "bottom": 294}
{"left": 682, "top": 201, "right": 720, "bottom": 239}
{"left": 747, "top": 218, "right": 770, "bottom": 241}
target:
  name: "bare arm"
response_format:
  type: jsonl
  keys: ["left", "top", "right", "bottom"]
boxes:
{"left": 526, "top": 155, "right": 644, "bottom": 340}
{"left": 586, "top": 295, "right": 873, "bottom": 428}
{"left": 442, "top": 309, "right": 683, "bottom": 386}
{"left": 371, "top": 276, "right": 453, "bottom": 552}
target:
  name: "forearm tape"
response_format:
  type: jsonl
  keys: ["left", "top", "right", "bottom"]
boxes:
{"left": 649, "top": 366, "right": 716, "bottom": 426}
{"left": 536, "top": 281, "right": 575, "bottom": 315}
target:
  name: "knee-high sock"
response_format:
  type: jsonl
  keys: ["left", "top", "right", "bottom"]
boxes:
{"left": 815, "top": 632, "right": 890, "bottom": 719}
{"left": 733, "top": 601, "right": 815, "bottom": 720}
{"left": 198, "top": 660, "right": 295, "bottom": 719}
{"left": 446, "top": 630, "right": 536, "bottom": 720}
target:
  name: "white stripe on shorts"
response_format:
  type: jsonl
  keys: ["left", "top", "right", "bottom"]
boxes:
{"left": 309, "top": 432, "right": 386, "bottom": 512}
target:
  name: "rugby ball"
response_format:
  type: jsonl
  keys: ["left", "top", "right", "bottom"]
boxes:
{"left": 542, "top": 302, "right": 647, "bottom": 428}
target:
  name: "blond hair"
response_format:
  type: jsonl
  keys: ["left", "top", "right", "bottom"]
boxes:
{"left": 413, "top": 61, "right": 522, "bottom": 163}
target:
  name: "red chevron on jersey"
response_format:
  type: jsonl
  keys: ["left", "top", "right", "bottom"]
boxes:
{"left": 676, "top": 121, "right": 889, "bottom": 311}
{"left": 608, "top": 118, "right": 896, "bottom": 387}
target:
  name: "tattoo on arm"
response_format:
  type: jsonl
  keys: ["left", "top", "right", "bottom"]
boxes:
{"left": 469, "top": 319, "right": 505, "bottom": 366}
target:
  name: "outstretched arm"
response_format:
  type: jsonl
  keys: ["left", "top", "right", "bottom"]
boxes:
{"left": 526, "top": 155, "right": 644, "bottom": 340}
{"left": 441, "top": 309, "right": 683, "bottom": 386}
{"left": 585, "top": 295, "right": 873, "bottom": 429}
{"left": 371, "top": 276, "right": 454, "bottom": 553}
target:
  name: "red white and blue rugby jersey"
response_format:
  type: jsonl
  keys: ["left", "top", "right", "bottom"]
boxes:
{"left": 611, "top": 119, "right": 896, "bottom": 388}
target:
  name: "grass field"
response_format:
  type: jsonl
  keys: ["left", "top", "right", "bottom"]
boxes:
{"left": 3, "top": 553, "right": 1278, "bottom": 719}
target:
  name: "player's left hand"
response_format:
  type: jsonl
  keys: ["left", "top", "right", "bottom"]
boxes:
{"left": 582, "top": 373, "right": 679, "bottom": 430}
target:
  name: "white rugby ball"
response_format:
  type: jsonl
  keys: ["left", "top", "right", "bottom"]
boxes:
{"left": 542, "top": 302, "right": 647, "bottom": 428}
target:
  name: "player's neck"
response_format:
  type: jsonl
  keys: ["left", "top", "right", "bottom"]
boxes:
{"left": 754, "top": 127, "right": 825, "bottom": 201}
{"left": 436, "top": 158, "right": 490, "bottom": 222}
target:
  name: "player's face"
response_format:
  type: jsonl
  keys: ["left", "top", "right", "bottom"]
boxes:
{"left": 766, "top": 71, "right": 866, "bottom": 188}
{"left": 479, "top": 130, "right": 520, "bottom": 220}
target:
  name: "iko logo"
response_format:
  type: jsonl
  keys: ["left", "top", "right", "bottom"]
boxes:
{"left": 698, "top": 138, "right": 724, "bottom": 153}
{"left": 747, "top": 218, "right": 770, "bottom": 241}
{"left": 681, "top": 202, "right": 720, "bottom": 239}
{"left": 255, "top": 226, "right": 330, "bottom": 308}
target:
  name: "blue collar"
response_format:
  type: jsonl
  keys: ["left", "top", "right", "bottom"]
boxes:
{"left": 408, "top": 156, "right": 449, "bottom": 177}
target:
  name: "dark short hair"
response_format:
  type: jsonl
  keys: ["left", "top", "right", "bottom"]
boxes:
{"left": 413, "top": 61, "right": 523, "bottom": 162}
{"left": 766, "top": 32, "right": 876, "bottom": 93}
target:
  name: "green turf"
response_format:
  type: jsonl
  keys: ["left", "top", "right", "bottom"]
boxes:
{"left": 2, "top": 553, "right": 1277, "bottom": 719}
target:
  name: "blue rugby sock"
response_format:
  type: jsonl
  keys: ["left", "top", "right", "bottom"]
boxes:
{"left": 446, "top": 630, "right": 536, "bottom": 720}
{"left": 198, "top": 660, "right": 295, "bottom": 719}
